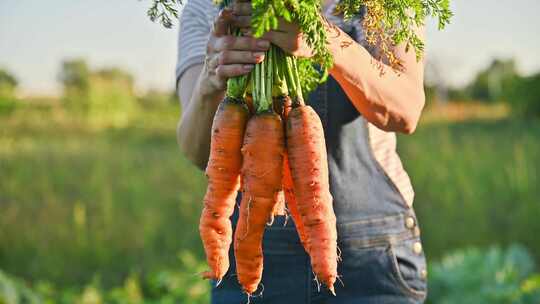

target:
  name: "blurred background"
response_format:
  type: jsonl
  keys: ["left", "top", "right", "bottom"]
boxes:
{"left": 1, "top": 0, "right": 539, "bottom": 303}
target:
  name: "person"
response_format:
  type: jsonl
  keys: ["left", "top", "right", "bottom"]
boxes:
{"left": 176, "top": 0, "right": 428, "bottom": 303}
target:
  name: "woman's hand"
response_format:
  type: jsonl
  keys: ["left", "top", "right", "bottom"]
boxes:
{"left": 203, "top": 8, "right": 270, "bottom": 94}
{"left": 232, "top": 0, "right": 313, "bottom": 58}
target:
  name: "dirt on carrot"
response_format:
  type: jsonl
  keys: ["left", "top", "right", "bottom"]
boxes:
{"left": 200, "top": 97, "right": 248, "bottom": 281}
{"left": 286, "top": 104, "right": 338, "bottom": 294}
{"left": 234, "top": 112, "right": 285, "bottom": 295}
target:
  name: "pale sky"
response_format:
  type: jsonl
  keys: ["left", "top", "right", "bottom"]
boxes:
{"left": 1, "top": 0, "right": 539, "bottom": 96}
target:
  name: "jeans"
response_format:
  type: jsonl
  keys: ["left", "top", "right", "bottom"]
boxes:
{"left": 211, "top": 210, "right": 427, "bottom": 304}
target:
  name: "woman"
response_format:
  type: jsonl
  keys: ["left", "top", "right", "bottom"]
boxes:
{"left": 176, "top": 0, "right": 427, "bottom": 303}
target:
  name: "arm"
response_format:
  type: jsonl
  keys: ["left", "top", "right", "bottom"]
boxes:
{"left": 232, "top": 4, "right": 425, "bottom": 134}
{"left": 177, "top": 65, "right": 223, "bottom": 170}
{"left": 177, "top": 8, "right": 269, "bottom": 169}
{"left": 327, "top": 26, "right": 426, "bottom": 134}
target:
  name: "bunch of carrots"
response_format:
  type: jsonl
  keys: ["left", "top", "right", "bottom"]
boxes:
{"left": 157, "top": 0, "right": 453, "bottom": 298}
{"left": 200, "top": 38, "right": 338, "bottom": 295}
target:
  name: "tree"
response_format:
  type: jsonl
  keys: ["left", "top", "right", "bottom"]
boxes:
{"left": 0, "top": 69, "right": 18, "bottom": 114}
{"left": 57, "top": 60, "right": 139, "bottom": 125}
{"left": 0, "top": 68, "right": 18, "bottom": 99}
{"left": 505, "top": 72, "right": 540, "bottom": 118}
{"left": 467, "top": 59, "right": 519, "bottom": 103}
{"left": 58, "top": 59, "right": 90, "bottom": 110}
{"left": 86, "top": 67, "right": 138, "bottom": 126}
{"left": 138, "top": 89, "right": 176, "bottom": 108}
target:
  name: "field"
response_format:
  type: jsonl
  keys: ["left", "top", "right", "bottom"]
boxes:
{"left": 1, "top": 102, "right": 539, "bottom": 302}
{"left": 400, "top": 114, "right": 540, "bottom": 261}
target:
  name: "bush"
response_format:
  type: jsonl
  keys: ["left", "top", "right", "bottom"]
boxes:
{"left": 428, "top": 245, "right": 540, "bottom": 303}
{"left": 59, "top": 59, "right": 139, "bottom": 127}
{"left": 505, "top": 73, "right": 540, "bottom": 118}
{"left": 0, "top": 97, "right": 17, "bottom": 115}
{"left": 138, "top": 90, "right": 176, "bottom": 109}
{"left": 0, "top": 69, "right": 18, "bottom": 99}
{"left": 2, "top": 246, "right": 539, "bottom": 303}
{"left": 400, "top": 119, "right": 540, "bottom": 263}
{"left": 466, "top": 59, "right": 519, "bottom": 104}
{"left": 0, "top": 251, "right": 209, "bottom": 304}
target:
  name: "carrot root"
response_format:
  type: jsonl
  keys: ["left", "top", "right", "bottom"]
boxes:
{"left": 234, "top": 112, "right": 285, "bottom": 295}
{"left": 286, "top": 105, "right": 338, "bottom": 292}
{"left": 200, "top": 98, "right": 248, "bottom": 280}
{"left": 283, "top": 153, "right": 309, "bottom": 253}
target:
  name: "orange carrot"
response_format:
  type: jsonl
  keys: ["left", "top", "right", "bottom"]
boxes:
{"left": 245, "top": 95, "right": 255, "bottom": 115}
{"left": 287, "top": 104, "right": 338, "bottom": 294}
{"left": 200, "top": 97, "right": 248, "bottom": 281}
{"left": 269, "top": 96, "right": 292, "bottom": 220}
{"left": 276, "top": 95, "right": 309, "bottom": 252}
{"left": 283, "top": 153, "right": 309, "bottom": 253}
{"left": 234, "top": 112, "right": 285, "bottom": 295}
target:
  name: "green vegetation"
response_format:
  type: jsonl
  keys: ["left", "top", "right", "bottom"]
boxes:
{"left": 434, "top": 58, "right": 540, "bottom": 118}
{"left": 0, "top": 68, "right": 18, "bottom": 115}
{"left": 1, "top": 55, "right": 539, "bottom": 302}
{"left": 2, "top": 245, "right": 539, "bottom": 303}
{"left": 0, "top": 69, "right": 18, "bottom": 99}
{"left": 1, "top": 100, "right": 539, "bottom": 302}
{"left": 428, "top": 245, "right": 540, "bottom": 303}
{"left": 0, "top": 104, "right": 204, "bottom": 287}
{"left": 0, "top": 251, "right": 210, "bottom": 304}
{"left": 399, "top": 118, "right": 540, "bottom": 261}
{"left": 463, "top": 59, "right": 518, "bottom": 104}
{"left": 58, "top": 59, "right": 140, "bottom": 126}
{"left": 505, "top": 72, "right": 540, "bottom": 118}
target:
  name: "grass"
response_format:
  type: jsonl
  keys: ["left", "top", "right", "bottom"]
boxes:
{"left": 0, "top": 102, "right": 539, "bottom": 292}
{"left": 0, "top": 105, "right": 206, "bottom": 286}
{"left": 401, "top": 114, "right": 540, "bottom": 261}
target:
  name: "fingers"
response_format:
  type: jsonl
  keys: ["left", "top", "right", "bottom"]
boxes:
{"left": 213, "top": 35, "right": 270, "bottom": 52}
{"left": 216, "top": 64, "right": 255, "bottom": 79}
{"left": 213, "top": 3, "right": 253, "bottom": 35}
{"left": 212, "top": 8, "right": 235, "bottom": 37}
{"left": 206, "top": 1, "right": 262, "bottom": 89}
{"left": 263, "top": 30, "right": 312, "bottom": 58}
{"left": 231, "top": 2, "right": 251, "bottom": 30}
{"left": 233, "top": 15, "right": 251, "bottom": 28}
{"left": 218, "top": 50, "right": 265, "bottom": 65}
{"left": 232, "top": 2, "right": 251, "bottom": 15}
{"left": 205, "top": 55, "right": 254, "bottom": 90}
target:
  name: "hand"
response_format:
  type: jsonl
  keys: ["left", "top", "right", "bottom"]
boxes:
{"left": 232, "top": 1, "right": 313, "bottom": 58}
{"left": 203, "top": 8, "right": 270, "bottom": 93}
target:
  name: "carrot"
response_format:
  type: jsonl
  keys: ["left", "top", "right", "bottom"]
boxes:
{"left": 234, "top": 112, "right": 285, "bottom": 295}
{"left": 283, "top": 153, "right": 309, "bottom": 252}
{"left": 287, "top": 103, "right": 338, "bottom": 294}
{"left": 269, "top": 95, "right": 292, "bottom": 220}
{"left": 245, "top": 94, "right": 255, "bottom": 115}
{"left": 275, "top": 94, "right": 309, "bottom": 253}
{"left": 200, "top": 97, "right": 248, "bottom": 281}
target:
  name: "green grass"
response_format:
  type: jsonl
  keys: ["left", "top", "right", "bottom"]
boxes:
{"left": 0, "top": 105, "right": 206, "bottom": 286}
{"left": 0, "top": 104, "right": 539, "bottom": 292}
{"left": 400, "top": 118, "right": 540, "bottom": 261}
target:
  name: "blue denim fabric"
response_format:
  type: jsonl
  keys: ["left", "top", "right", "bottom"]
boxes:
{"left": 210, "top": 20, "right": 427, "bottom": 304}
{"left": 212, "top": 210, "right": 427, "bottom": 303}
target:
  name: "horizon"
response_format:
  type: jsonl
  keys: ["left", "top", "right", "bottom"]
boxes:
{"left": 1, "top": 0, "right": 539, "bottom": 97}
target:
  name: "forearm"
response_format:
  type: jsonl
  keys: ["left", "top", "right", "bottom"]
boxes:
{"left": 177, "top": 72, "right": 225, "bottom": 170}
{"left": 327, "top": 27, "right": 425, "bottom": 134}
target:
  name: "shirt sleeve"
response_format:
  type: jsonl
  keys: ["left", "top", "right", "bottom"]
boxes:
{"left": 175, "top": 0, "right": 219, "bottom": 84}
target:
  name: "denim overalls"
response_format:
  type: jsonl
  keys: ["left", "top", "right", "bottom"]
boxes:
{"left": 211, "top": 13, "right": 428, "bottom": 304}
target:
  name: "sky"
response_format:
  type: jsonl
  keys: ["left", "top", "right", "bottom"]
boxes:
{"left": 1, "top": 0, "right": 539, "bottom": 96}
